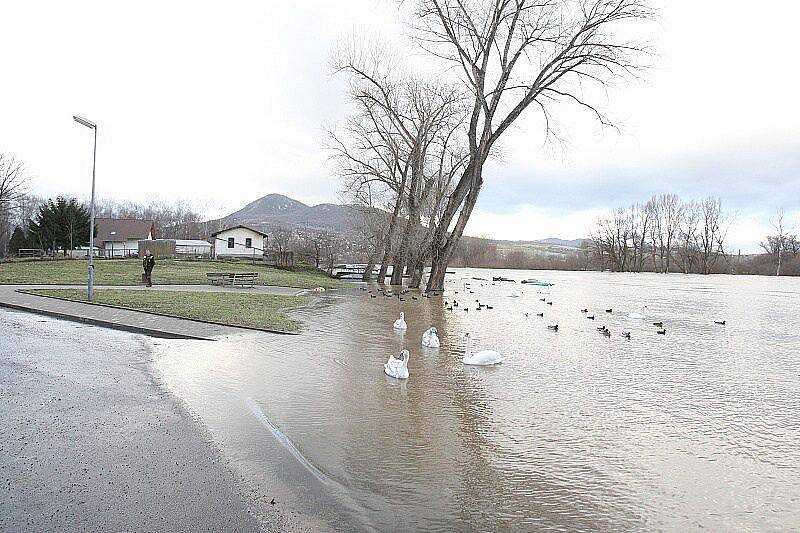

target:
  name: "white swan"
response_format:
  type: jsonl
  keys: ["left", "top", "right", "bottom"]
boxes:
{"left": 422, "top": 326, "right": 440, "bottom": 348}
{"left": 509, "top": 290, "right": 521, "bottom": 298}
{"left": 462, "top": 333, "right": 503, "bottom": 366}
{"left": 384, "top": 349, "right": 410, "bottom": 379}
{"left": 393, "top": 312, "right": 407, "bottom": 330}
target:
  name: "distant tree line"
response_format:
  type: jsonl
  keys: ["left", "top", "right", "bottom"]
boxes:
{"left": 589, "top": 194, "right": 730, "bottom": 274}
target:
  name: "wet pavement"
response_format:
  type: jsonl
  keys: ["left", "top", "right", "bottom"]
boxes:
{"left": 0, "top": 309, "right": 304, "bottom": 532}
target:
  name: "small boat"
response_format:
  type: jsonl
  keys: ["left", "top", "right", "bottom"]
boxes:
{"left": 521, "top": 279, "right": 554, "bottom": 286}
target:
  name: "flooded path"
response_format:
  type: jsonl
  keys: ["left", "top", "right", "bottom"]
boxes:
{"left": 154, "top": 270, "right": 800, "bottom": 531}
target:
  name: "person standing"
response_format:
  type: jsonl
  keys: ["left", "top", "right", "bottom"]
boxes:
{"left": 143, "top": 250, "right": 155, "bottom": 287}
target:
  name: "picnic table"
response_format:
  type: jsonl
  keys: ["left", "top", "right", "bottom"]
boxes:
{"left": 206, "top": 272, "right": 259, "bottom": 288}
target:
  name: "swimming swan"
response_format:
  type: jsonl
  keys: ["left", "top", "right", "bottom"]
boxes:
{"left": 462, "top": 333, "right": 503, "bottom": 366}
{"left": 422, "top": 327, "right": 440, "bottom": 348}
{"left": 384, "top": 349, "right": 410, "bottom": 379}
{"left": 393, "top": 312, "right": 407, "bottom": 330}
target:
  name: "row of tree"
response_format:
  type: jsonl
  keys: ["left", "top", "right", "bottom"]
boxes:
{"left": 590, "top": 194, "right": 729, "bottom": 274}
{"left": 334, "top": 0, "right": 652, "bottom": 290}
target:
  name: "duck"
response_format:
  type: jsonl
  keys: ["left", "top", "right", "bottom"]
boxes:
{"left": 714, "top": 320, "right": 726, "bottom": 325}
{"left": 597, "top": 325, "right": 608, "bottom": 332}
{"left": 384, "top": 349, "right": 410, "bottom": 379}
{"left": 422, "top": 327, "right": 440, "bottom": 348}
{"left": 605, "top": 308, "right": 613, "bottom": 313}
{"left": 462, "top": 333, "right": 503, "bottom": 366}
{"left": 546, "top": 301, "right": 553, "bottom": 306}
{"left": 446, "top": 306, "right": 453, "bottom": 311}
{"left": 393, "top": 312, "right": 408, "bottom": 330}
{"left": 581, "top": 308, "right": 588, "bottom": 313}
{"left": 486, "top": 305, "right": 493, "bottom": 310}
{"left": 652, "top": 321, "right": 663, "bottom": 327}
{"left": 536, "top": 312, "right": 544, "bottom": 317}
{"left": 453, "top": 301, "right": 459, "bottom": 307}
{"left": 621, "top": 331, "right": 631, "bottom": 339}
{"left": 547, "top": 324, "right": 559, "bottom": 331}
{"left": 656, "top": 329, "right": 666, "bottom": 335}
{"left": 587, "top": 315, "right": 595, "bottom": 320}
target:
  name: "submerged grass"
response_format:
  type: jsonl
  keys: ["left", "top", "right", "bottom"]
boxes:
{"left": 0, "top": 258, "right": 348, "bottom": 289}
{"left": 22, "top": 288, "right": 307, "bottom": 333}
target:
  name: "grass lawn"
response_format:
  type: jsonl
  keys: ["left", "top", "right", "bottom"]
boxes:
{"left": 22, "top": 288, "right": 307, "bottom": 333}
{"left": 0, "top": 258, "right": 348, "bottom": 289}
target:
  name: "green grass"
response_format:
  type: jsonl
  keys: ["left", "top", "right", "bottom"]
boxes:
{"left": 22, "top": 288, "right": 307, "bottom": 333}
{"left": 0, "top": 258, "right": 348, "bottom": 289}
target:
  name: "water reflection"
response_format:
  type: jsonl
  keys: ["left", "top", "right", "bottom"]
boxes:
{"left": 155, "top": 270, "right": 800, "bottom": 531}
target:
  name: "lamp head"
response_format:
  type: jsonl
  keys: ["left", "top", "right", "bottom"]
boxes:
{"left": 73, "top": 115, "right": 96, "bottom": 129}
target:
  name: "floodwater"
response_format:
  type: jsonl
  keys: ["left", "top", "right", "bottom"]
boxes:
{"left": 154, "top": 269, "right": 800, "bottom": 531}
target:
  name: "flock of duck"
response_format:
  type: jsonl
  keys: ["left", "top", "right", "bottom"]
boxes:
{"left": 360, "top": 277, "right": 727, "bottom": 381}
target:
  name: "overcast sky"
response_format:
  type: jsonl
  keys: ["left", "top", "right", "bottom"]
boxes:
{"left": 1, "top": 1, "right": 798, "bottom": 252}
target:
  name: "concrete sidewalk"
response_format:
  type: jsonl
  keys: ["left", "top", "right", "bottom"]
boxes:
{"left": 0, "top": 285, "right": 277, "bottom": 340}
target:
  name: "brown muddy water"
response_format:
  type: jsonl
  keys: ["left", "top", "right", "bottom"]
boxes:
{"left": 154, "top": 269, "right": 800, "bottom": 531}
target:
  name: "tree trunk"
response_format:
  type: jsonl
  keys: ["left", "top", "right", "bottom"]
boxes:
{"left": 426, "top": 174, "right": 483, "bottom": 292}
{"left": 378, "top": 189, "right": 404, "bottom": 284}
{"left": 363, "top": 254, "right": 376, "bottom": 282}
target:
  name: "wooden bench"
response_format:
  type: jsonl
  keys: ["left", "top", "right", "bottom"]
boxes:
{"left": 206, "top": 272, "right": 259, "bottom": 288}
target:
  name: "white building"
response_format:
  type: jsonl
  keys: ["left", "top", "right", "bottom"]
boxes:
{"left": 95, "top": 218, "right": 156, "bottom": 257}
{"left": 210, "top": 225, "right": 268, "bottom": 259}
{"left": 175, "top": 239, "right": 212, "bottom": 257}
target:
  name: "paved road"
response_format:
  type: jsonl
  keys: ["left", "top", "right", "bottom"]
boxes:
{"left": 0, "top": 309, "right": 290, "bottom": 532}
{"left": 0, "top": 285, "right": 308, "bottom": 340}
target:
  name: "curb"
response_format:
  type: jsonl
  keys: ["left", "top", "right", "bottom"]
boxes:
{"left": 0, "top": 300, "right": 213, "bottom": 341}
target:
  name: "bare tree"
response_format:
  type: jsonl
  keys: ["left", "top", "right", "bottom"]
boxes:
{"left": 0, "top": 154, "right": 30, "bottom": 255}
{"left": 676, "top": 200, "right": 700, "bottom": 274}
{"left": 696, "top": 197, "right": 728, "bottom": 274}
{"left": 332, "top": 48, "right": 468, "bottom": 286}
{"left": 654, "top": 194, "right": 682, "bottom": 273}
{"left": 760, "top": 208, "right": 793, "bottom": 276}
{"left": 413, "top": 0, "right": 652, "bottom": 291}
{"left": 271, "top": 226, "right": 294, "bottom": 256}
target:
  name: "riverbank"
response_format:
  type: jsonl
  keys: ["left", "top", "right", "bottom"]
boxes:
{"left": 0, "top": 309, "right": 311, "bottom": 532}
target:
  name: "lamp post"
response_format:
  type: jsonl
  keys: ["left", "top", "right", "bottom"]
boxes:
{"left": 73, "top": 115, "right": 97, "bottom": 301}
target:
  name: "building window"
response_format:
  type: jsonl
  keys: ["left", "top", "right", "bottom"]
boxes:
{"left": 245, "top": 238, "right": 252, "bottom": 248}
{"left": 227, "top": 237, "right": 234, "bottom": 248}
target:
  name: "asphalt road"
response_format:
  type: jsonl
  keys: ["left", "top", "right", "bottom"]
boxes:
{"left": 0, "top": 309, "right": 286, "bottom": 532}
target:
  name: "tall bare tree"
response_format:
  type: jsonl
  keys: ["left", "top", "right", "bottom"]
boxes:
{"left": 413, "top": 0, "right": 652, "bottom": 291}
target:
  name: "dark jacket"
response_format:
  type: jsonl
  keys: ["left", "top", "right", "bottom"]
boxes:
{"left": 143, "top": 256, "right": 155, "bottom": 273}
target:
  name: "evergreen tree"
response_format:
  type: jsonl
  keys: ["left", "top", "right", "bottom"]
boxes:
{"left": 27, "top": 197, "right": 91, "bottom": 255}
{"left": 7, "top": 226, "right": 29, "bottom": 254}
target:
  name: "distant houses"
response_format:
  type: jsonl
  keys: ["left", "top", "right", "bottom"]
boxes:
{"left": 210, "top": 225, "right": 268, "bottom": 259}
{"left": 95, "top": 218, "right": 156, "bottom": 257}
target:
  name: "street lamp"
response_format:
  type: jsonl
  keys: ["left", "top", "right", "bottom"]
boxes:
{"left": 73, "top": 115, "right": 97, "bottom": 301}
